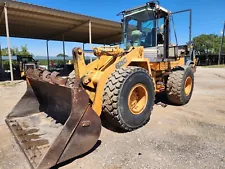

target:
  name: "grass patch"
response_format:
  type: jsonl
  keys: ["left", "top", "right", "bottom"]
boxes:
{"left": 202, "top": 64, "right": 225, "bottom": 68}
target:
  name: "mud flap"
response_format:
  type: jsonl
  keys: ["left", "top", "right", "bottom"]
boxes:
{"left": 5, "top": 70, "right": 101, "bottom": 169}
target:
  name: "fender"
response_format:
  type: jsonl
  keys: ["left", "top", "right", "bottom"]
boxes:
{"left": 173, "top": 63, "right": 196, "bottom": 73}
{"left": 186, "top": 59, "right": 194, "bottom": 66}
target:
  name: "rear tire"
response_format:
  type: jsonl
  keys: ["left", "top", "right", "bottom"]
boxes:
{"left": 102, "top": 66, "right": 155, "bottom": 131}
{"left": 166, "top": 67, "right": 194, "bottom": 105}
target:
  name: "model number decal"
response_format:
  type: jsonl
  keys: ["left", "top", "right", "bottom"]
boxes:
{"left": 116, "top": 58, "right": 127, "bottom": 69}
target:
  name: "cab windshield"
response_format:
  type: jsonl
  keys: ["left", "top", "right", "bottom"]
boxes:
{"left": 123, "top": 9, "right": 164, "bottom": 49}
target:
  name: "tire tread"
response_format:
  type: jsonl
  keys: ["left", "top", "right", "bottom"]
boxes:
{"left": 102, "top": 66, "right": 155, "bottom": 131}
{"left": 166, "top": 68, "right": 194, "bottom": 105}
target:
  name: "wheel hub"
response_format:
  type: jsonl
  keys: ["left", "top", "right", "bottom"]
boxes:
{"left": 184, "top": 76, "right": 192, "bottom": 96}
{"left": 128, "top": 84, "right": 148, "bottom": 115}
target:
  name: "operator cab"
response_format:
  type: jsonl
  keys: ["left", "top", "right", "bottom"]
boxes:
{"left": 122, "top": 2, "right": 172, "bottom": 62}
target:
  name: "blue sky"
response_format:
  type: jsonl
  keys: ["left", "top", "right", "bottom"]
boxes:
{"left": 0, "top": 0, "right": 224, "bottom": 56}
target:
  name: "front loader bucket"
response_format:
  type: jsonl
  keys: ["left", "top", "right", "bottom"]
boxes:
{"left": 5, "top": 70, "right": 101, "bottom": 169}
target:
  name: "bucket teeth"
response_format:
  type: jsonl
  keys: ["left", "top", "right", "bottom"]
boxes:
{"left": 11, "top": 123, "right": 17, "bottom": 127}
{"left": 51, "top": 71, "right": 68, "bottom": 85}
{"left": 33, "top": 69, "right": 44, "bottom": 79}
{"left": 27, "top": 69, "right": 72, "bottom": 87}
{"left": 42, "top": 71, "right": 52, "bottom": 82}
{"left": 26, "top": 69, "right": 44, "bottom": 80}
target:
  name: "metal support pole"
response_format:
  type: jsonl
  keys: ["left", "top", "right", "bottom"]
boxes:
{"left": 189, "top": 9, "right": 192, "bottom": 43}
{"left": 89, "top": 20, "right": 92, "bottom": 62}
{"left": 62, "top": 35, "right": 66, "bottom": 71}
{"left": 4, "top": 5, "right": 13, "bottom": 81}
{"left": 218, "top": 21, "right": 225, "bottom": 65}
{"left": 0, "top": 43, "right": 2, "bottom": 69}
{"left": 46, "top": 40, "right": 49, "bottom": 70}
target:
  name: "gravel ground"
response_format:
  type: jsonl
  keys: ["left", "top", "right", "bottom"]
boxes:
{"left": 0, "top": 67, "right": 225, "bottom": 169}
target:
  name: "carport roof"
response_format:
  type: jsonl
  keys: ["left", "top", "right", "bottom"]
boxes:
{"left": 0, "top": 0, "right": 123, "bottom": 44}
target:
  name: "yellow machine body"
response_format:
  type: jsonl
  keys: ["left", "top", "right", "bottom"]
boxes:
{"left": 73, "top": 46, "right": 196, "bottom": 116}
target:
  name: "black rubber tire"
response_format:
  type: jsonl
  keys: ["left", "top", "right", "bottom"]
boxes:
{"left": 102, "top": 66, "right": 155, "bottom": 131}
{"left": 166, "top": 67, "right": 194, "bottom": 105}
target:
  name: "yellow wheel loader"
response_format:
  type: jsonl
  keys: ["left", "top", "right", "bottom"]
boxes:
{"left": 5, "top": 1, "right": 196, "bottom": 169}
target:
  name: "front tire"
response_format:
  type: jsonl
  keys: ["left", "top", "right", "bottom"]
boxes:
{"left": 102, "top": 66, "right": 155, "bottom": 131}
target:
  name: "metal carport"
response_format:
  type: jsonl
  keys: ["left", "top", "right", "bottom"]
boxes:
{"left": 0, "top": 0, "right": 123, "bottom": 81}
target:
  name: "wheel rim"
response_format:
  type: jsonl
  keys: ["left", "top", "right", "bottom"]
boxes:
{"left": 184, "top": 76, "right": 192, "bottom": 96}
{"left": 128, "top": 84, "right": 148, "bottom": 115}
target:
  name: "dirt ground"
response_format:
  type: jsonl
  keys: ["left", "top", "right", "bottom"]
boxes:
{"left": 0, "top": 67, "right": 225, "bottom": 169}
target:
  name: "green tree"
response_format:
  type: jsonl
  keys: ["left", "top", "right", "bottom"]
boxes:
{"left": 17, "top": 45, "right": 33, "bottom": 56}
{"left": 57, "top": 53, "right": 68, "bottom": 57}
{"left": 193, "top": 34, "right": 224, "bottom": 55}
{"left": 1, "top": 48, "right": 8, "bottom": 56}
{"left": 1, "top": 47, "right": 18, "bottom": 56}
{"left": 1, "top": 45, "right": 32, "bottom": 56}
